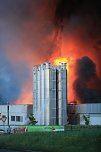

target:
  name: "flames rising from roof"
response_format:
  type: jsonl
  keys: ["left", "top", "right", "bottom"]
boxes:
{"left": 51, "top": 57, "right": 75, "bottom": 71}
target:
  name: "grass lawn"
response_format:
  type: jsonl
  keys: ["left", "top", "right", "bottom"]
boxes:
{"left": 0, "top": 128, "right": 101, "bottom": 152}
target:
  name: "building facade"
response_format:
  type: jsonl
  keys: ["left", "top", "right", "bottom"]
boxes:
{"left": 33, "top": 62, "right": 67, "bottom": 125}
{"left": 0, "top": 104, "right": 33, "bottom": 125}
{"left": 67, "top": 103, "right": 101, "bottom": 125}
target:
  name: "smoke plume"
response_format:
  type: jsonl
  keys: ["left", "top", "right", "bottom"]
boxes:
{"left": 52, "top": 0, "right": 101, "bottom": 103}
{"left": 0, "top": 50, "right": 29, "bottom": 104}
{"left": 0, "top": 0, "right": 101, "bottom": 104}
{"left": 73, "top": 56, "right": 101, "bottom": 103}
{"left": 0, "top": 0, "right": 55, "bottom": 104}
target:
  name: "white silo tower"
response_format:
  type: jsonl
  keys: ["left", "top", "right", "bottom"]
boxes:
{"left": 33, "top": 62, "right": 67, "bottom": 125}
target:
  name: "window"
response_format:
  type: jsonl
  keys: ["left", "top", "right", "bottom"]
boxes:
{"left": 16, "top": 116, "right": 23, "bottom": 122}
{"left": 11, "top": 116, "right": 15, "bottom": 121}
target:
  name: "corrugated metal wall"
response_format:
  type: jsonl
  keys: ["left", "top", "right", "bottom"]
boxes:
{"left": 76, "top": 103, "right": 101, "bottom": 114}
{"left": 67, "top": 103, "right": 101, "bottom": 125}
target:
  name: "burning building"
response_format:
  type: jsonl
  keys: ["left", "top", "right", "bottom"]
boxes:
{"left": 33, "top": 62, "right": 67, "bottom": 125}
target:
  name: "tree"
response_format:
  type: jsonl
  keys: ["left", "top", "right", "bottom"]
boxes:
{"left": 28, "top": 114, "right": 38, "bottom": 125}
{"left": 82, "top": 114, "right": 90, "bottom": 125}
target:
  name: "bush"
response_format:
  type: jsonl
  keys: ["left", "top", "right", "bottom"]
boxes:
{"left": 82, "top": 115, "right": 90, "bottom": 125}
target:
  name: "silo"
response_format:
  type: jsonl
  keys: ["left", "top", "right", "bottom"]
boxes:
{"left": 37, "top": 66, "right": 41, "bottom": 124}
{"left": 40, "top": 64, "right": 44, "bottom": 125}
{"left": 58, "top": 63, "right": 67, "bottom": 125}
{"left": 33, "top": 62, "right": 67, "bottom": 126}
{"left": 33, "top": 67, "right": 37, "bottom": 121}
{"left": 57, "top": 68, "right": 62, "bottom": 125}
{"left": 50, "top": 67, "right": 57, "bottom": 125}
{"left": 44, "top": 63, "right": 50, "bottom": 125}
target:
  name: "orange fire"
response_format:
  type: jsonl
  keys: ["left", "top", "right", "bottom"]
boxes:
{"left": 51, "top": 56, "right": 74, "bottom": 71}
{"left": 53, "top": 57, "right": 67, "bottom": 65}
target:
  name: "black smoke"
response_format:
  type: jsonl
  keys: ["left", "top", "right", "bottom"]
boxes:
{"left": 54, "top": 0, "right": 101, "bottom": 103}
{"left": 54, "top": 0, "right": 101, "bottom": 58}
{"left": 54, "top": 0, "right": 101, "bottom": 25}
{"left": 73, "top": 56, "right": 101, "bottom": 103}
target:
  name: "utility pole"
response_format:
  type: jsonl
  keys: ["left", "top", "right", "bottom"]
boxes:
{"left": 7, "top": 102, "right": 9, "bottom": 126}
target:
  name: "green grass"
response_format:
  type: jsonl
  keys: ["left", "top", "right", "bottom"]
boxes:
{"left": 0, "top": 128, "right": 101, "bottom": 152}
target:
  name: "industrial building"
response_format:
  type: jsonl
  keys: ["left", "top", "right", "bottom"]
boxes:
{"left": 67, "top": 103, "right": 101, "bottom": 125}
{"left": 0, "top": 104, "right": 32, "bottom": 125}
{"left": 0, "top": 103, "right": 101, "bottom": 126}
{"left": 0, "top": 61, "right": 101, "bottom": 127}
{"left": 33, "top": 62, "right": 67, "bottom": 125}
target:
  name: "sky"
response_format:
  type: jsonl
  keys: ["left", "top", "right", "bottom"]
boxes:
{"left": 0, "top": 0, "right": 101, "bottom": 104}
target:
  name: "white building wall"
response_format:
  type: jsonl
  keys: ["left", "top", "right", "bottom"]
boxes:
{"left": 76, "top": 103, "right": 101, "bottom": 114}
{"left": 0, "top": 105, "right": 8, "bottom": 125}
{"left": 9, "top": 105, "right": 27, "bottom": 125}
{"left": 89, "top": 114, "right": 101, "bottom": 125}
{"left": 74, "top": 103, "right": 101, "bottom": 125}
{"left": 80, "top": 114, "right": 101, "bottom": 125}
{"left": 0, "top": 104, "right": 33, "bottom": 126}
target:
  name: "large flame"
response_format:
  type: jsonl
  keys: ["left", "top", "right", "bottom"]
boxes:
{"left": 53, "top": 57, "right": 67, "bottom": 65}
{"left": 51, "top": 56, "right": 74, "bottom": 71}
